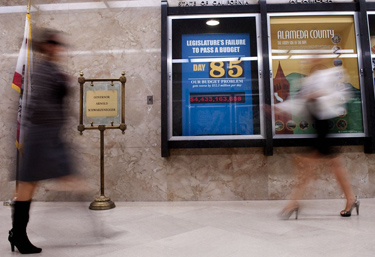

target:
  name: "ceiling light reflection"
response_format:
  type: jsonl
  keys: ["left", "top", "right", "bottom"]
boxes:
{"left": 339, "top": 54, "right": 357, "bottom": 58}
{"left": 172, "top": 59, "right": 189, "bottom": 63}
{"left": 108, "top": 0, "right": 159, "bottom": 8}
{"left": 0, "top": 1, "right": 159, "bottom": 13}
{"left": 272, "top": 55, "right": 289, "bottom": 60}
{"left": 335, "top": 49, "right": 354, "bottom": 54}
{"left": 290, "top": 54, "right": 339, "bottom": 59}
{"left": 289, "top": 49, "right": 334, "bottom": 54}
{"left": 271, "top": 49, "right": 289, "bottom": 54}
{"left": 0, "top": 5, "right": 27, "bottom": 13}
{"left": 191, "top": 57, "right": 238, "bottom": 63}
{"left": 239, "top": 57, "right": 257, "bottom": 61}
{"left": 206, "top": 20, "right": 220, "bottom": 26}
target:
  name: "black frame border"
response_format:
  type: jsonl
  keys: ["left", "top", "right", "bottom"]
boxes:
{"left": 161, "top": 0, "right": 375, "bottom": 157}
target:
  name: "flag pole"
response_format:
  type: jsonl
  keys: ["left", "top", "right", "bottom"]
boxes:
{"left": 27, "top": 0, "right": 31, "bottom": 14}
{"left": 14, "top": 0, "right": 32, "bottom": 206}
{"left": 4, "top": 0, "right": 32, "bottom": 207}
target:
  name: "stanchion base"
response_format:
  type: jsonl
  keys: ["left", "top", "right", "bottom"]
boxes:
{"left": 89, "top": 195, "right": 115, "bottom": 210}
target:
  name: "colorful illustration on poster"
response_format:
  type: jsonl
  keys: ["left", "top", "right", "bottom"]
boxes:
{"left": 270, "top": 15, "right": 363, "bottom": 135}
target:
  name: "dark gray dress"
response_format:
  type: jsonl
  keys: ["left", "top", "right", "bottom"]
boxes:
{"left": 18, "top": 59, "right": 75, "bottom": 182}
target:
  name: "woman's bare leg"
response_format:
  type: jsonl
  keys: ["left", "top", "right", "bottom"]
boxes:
{"left": 15, "top": 181, "right": 38, "bottom": 201}
{"left": 283, "top": 153, "right": 317, "bottom": 210}
{"left": 329, "top": 156, "right": 355, "bottom": 211}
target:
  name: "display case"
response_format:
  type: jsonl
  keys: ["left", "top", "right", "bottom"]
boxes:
{"left": 368, "top": 12, "right": 375, "bottom": 78}
{"left": 161, "top": 0, "right": 375, "bottom": 157}
{"left": 269, "top": 13, "right": 364, "bottom": 137}
{"left": 161, "top": 2, "right": 265, "bottom": 157}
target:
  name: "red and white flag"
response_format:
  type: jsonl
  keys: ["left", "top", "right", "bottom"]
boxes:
{"left": 12, "top": 11, "right": 33, "bottom": 151}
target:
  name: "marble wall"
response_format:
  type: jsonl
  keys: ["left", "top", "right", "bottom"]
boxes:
{"left": 0, "top": 0, "right": 374, "bottom": 203}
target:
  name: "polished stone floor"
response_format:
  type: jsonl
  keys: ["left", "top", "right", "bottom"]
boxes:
{"left": 0, "top": 199, "right": 374, "bottom": 257}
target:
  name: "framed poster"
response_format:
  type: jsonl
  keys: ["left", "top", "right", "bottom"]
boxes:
{"left": 168, "top": 14, "right": 262, "bottom": 140}
{"left": 181, "top": 33, "right": 252, "bottom": 136}
{"left": 269, "top": 13, "right": 364, "bottom": 137}
{"left": 368, "top": 13, "right": 375, "bottom": 81}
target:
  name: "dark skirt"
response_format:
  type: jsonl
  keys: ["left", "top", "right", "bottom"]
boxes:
{"left": 18, "top": 125, "right": 75, "bottom": 182}
{"left": 312, "top": 118, "right": 336, "bottom": 156}
{"left": 306, "top": 100, "right": 338, "bottom": 157}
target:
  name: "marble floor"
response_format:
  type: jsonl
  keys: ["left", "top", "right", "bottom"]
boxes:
{"left": 0, "top": 199, "right": 374, "bottom": 257}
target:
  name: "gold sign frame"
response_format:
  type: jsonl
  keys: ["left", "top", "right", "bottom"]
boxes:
{"left": 77, "top": 72, "right": 127, "bottom": 210}
{"left": 78, "top": 72, "right": 127, "bottom": 133}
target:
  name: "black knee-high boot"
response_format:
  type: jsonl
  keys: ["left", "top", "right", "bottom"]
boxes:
{"left": 8, "top": 200, "right": 42, "bottom": 254}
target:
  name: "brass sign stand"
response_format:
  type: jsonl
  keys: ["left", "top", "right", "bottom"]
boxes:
{"left": 78, "top": 72, "right": 127, "bottom": 210}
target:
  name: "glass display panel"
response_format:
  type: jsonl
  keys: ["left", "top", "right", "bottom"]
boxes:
{"left": 83, "top": 82, "right": 121, "bottom": 126}
{"left": 169, "top": 15, "right": 260, "bottom": 139}
{"left": 369, "top": 14, "right": 375, "bottom": 85}
{"left": 269, "top": 15, "right": 363, "bottom": 136}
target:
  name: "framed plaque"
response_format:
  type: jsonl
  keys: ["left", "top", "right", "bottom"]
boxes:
{"left": 83, "top": 82, "right": 121, "bottom": 126}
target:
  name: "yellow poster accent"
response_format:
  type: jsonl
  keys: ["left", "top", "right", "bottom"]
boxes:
{"left": 270, "top": 15, "right": 359, "bottom": 90}
{"left": 86, "top": 90, "right": 118, "bottom": 117}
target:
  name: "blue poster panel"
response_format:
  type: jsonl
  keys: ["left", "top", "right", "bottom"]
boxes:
{"left": 181, "top": 33, "right": 253, "bottom": 136}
